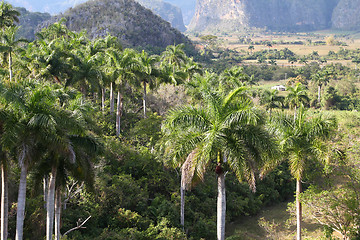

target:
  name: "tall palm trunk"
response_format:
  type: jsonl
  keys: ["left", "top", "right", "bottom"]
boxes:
{"left": 54, "top": 187, "right": 61, "bottom": 240}
{"left": 101, "top": 88, "right": 106, "bottom": 112}
{"left": 180, "top": 180, "right": 185, "bottom": 228}
{"left": 217, "top": 172, "right": 226, "bottom": 240}
{"left": 143, "top": 81, "right": 147, "bottom": 118}
{"left": 116, "top": 91, "right": 123, "bottom": 137}
{"left": 1, "top": 162, "right": 8, "bottom": 240}
{"left": 317, "top": 85, "right": 321, "bottom": 106}
{"left": 294, "top": 105, "right": 297, "bottom": 121}
{"left": 15, "top": 160, "right": 29, "bottom": 240}
{"left": 9, "top": 52, "right": 13, "bottom": 82}
{"left": 44, "top": 176, "right": 48, "bottom": 211}
{"left": 46, "top": 165, "right": 57, "bottom": 240}
{"left": 110, "top": 82, "right": 114, "bottom": 115}
{"left": 296, "top": 178, "right": 302, "bottom": 240}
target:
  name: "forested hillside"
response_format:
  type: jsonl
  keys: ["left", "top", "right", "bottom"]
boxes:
{"left": 1, "top": 2, "right": 360, "bottom": 240}
{"left": 40, "top": 0, "right": 192, "bottom": 49}
{"left": 16, "top": 7, "right": 51, "bottom": 40}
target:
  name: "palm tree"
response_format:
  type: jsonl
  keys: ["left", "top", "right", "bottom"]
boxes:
{"left": 23, "top": 86, "right": 98, "bottom": 240}
{"left": 161, "top": 43, "right": 186, "bottom": 72}
{"left": 28, "top": 23, "right": 87, "bottom": 85}
{"left": 182, "top": 57, "right": 202, "bottom": 82}
{"left": 91, "top": 35, "right": 122, "bottom": 111}
{"left": 248, "top": 45, "right": 254, "bottom": 55}
{"left": 14, "top": 84, "right": 96, "bottom": 240}
{"left": 0, "top": 151, "right": 8, "bottom": 240}
{"left": 285, "top": 83, "right": 309, "bottom": 120}
{"left": 298, "top": 57, "right": 308, "bottom": 65}
{"left": 311, "top": 69, "right": 332, "bottom": 106}
{"left": 185, "top": 71, "right": 218, "bottom": 102}
{"left": 28, "top": 38, "right": 71, "bottom": 84}
{"left": 53, "top": 134, "right": 97, "bottom": 240}
{"left": 160, "top": 64, "right": 187, "bottom": 86}
{"left": 311, "top": 51, "right": 319, "bottom": 60}
{"left": 66, "top": 42, "right": 103, "bottom": 98}
{"left": 0, "top": 1, "right": 19, "bottom": 29}
{"left": 266, "top": 42, "right": 272, "bottom": 51}
{"left": 269, "top": 109, "right": 336, "bottom": 240}
{"left": 0, "top": 26, "right": 28, "bottom": 82}
{"left": 260, "top": 89, "right": 284, "bottom": 117}
{"left": 220, "top": 66, "right": 251, "bottom": 92}
{"left": 14, "top": 82, "right": 60, "bottom": 240}
{"left": 288, "top": 56, "right": 297, "bottom": 65}
{"left": 106, "top": 48, "right": 138, "bottom": 137}
{"left": 135, "top": 50, "right": 159, "bottom": 118}
{"left": 11, "top": 81, "right": 89, "bottom": 240}
{"left": 268, "top": 59, "right": 277, "bottom": 65}
{"left": 162, "top": 86, "right": 278, "bottom": 240}
{"left": 35, "top": 18, "right": 70, "bottom": 41}
{"left": 0, "top": 82, "right": 22, "bottom": 240}
{"left": 0, "top": 81, "right": 39, "bottom": 240}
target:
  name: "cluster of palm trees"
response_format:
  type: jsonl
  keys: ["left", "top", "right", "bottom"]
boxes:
{"left": 0, "top": 81, "right": 99, "bottom": 240}
{"left": 161, "top": 73, "right": 337, "bottom": 240}
{"left": 21, "top": 24, "right": 201, "bottom": 137}
{"left": 0, "top": 3, "right": 203, "bottom": 239}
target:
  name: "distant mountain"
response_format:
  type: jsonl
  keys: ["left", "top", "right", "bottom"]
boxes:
{"left": 40, "top": 0, "right": 192, "bottom": 48}
{"left": 188, "top": 0, "right": 360, "bottom": 33}
{"left": 136, "top": 0, "right": 186, "bottom": 32}
{"left": 16, "top": 7, "right": 51, "bottom": 40}
{"left": 332, "top": 0, "right": 360, "bottom": 30}
{"left": 164, "top": 0, "right": 196, "bottom": 26}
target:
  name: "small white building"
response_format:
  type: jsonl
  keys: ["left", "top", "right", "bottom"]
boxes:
{"left": 271, "top": 85, "right": 286, "bottom": 91}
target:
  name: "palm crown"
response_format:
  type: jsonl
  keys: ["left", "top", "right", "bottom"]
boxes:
{"left": 162, "top": 86, "right": 277, "bottom": 190}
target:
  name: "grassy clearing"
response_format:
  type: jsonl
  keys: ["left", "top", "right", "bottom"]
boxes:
{"left": 226, "top": 201, "right": 325, "bottom": 240}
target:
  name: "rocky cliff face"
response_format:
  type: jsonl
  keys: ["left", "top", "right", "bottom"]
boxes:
{"left": 332, "top": 0, "right": 360, "bottom": 30}
{"left": 189, "top": 0, "right": 360, "bottom": 32}
{"left": 136, "top": 0, "right": 186, "bottom": 32}
{"left": 188, "top": 0, "right": 249, "bottom": 32}
{"left": 247, "top": 0, "right": 337, "bottom": 31}
{"left": 165, "top": 0, "right": 196, "bottom": 25}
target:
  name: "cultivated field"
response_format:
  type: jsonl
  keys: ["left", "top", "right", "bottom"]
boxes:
{"left": 190, "top": 30, "right": 360, "bottom": 67}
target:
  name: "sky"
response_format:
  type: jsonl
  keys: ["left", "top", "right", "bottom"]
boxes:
{"left": 6, "top": 0, "right": 196, "bottom": 25}
{"left": 6, "top": 0, "right": 88, "bottom": 14}
{"left": 6, "top": 0, "right": 196, "bottom": 15}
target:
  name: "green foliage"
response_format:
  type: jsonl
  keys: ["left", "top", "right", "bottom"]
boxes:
{"left": 129, "top": 113, "right": 163, "bottom": 147}
{"left": 295, "top": 184, "right": 360, "bottom": 239}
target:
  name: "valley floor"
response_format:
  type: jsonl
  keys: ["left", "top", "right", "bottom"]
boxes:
{"left": 226, "top": 200, "right": 329, "bottom": 240}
